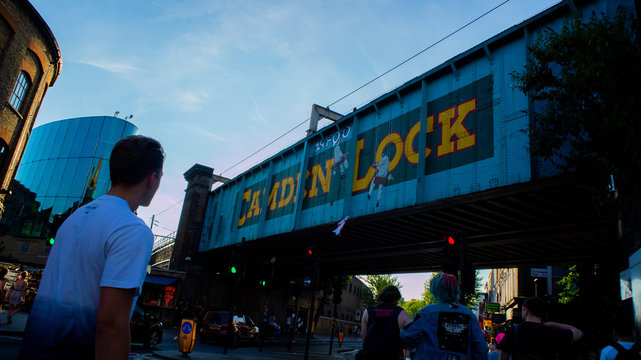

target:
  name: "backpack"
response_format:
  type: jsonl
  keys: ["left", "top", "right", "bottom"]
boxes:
{"left": 612, "top": 342, "right": 641, "bottom": 360}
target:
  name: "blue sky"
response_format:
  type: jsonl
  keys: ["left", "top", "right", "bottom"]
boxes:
{"left": 30, "top": 0, "right": 558, "bottom": 299}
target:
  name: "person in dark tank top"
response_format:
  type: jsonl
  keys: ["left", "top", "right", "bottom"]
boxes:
{"left": 358, "top": 285, "right": 411, "bottom": 360}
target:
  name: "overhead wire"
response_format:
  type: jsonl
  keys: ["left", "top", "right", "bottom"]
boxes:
{"left": 219, "top": 0, "right": 513, "bottom": 177}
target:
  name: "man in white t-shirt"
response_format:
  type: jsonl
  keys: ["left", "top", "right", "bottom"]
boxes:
{"left": 20, "top": 135, "right": 164, "bottom": 360}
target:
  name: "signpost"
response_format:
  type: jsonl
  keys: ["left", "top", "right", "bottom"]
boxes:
{"left": 530, "top": 268, "right": 548, "bottom": 277}
{"left": 485, "top": 302, "right": 500, "bottom": 313}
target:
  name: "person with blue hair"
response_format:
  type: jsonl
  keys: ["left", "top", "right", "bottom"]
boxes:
{"left": 400, "top": 273, "right": 488, "bottom": 360}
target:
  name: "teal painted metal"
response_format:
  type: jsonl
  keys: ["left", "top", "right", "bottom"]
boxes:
{"left": 199, "top": 0, "right": 634, "bottom": 252}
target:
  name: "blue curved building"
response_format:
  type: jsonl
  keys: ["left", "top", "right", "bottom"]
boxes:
{"left": 14, "top": 116, "right": 137, "bottom": 217}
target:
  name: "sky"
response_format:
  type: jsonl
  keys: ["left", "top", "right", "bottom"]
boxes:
{"left": 29, "top": 0, "right": 557, "bottom": 299}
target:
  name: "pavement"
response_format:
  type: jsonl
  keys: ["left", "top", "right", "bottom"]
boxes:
{"left": 0, "top": 308, "right": 28, "bottom": 336}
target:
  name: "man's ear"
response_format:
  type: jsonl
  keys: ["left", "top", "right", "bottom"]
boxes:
{"left": 144, "top": 172, "right": 156, "bottom": 188}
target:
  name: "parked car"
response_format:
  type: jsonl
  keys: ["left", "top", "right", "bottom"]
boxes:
{"left": 130, "top": 305, "right": 163, "bottom": 349}
{"left": 199, "top": 310, "right": 259, "bottom": 346}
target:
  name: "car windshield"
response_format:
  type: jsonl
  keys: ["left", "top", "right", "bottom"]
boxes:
{"left": 205, "top": 312, "right": 229, "bottom": 323}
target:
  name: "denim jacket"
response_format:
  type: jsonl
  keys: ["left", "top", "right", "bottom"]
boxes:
{"left": 400, "top": 302, "right": 488, "bottom": 360}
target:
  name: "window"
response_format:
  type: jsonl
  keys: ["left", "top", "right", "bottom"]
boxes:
{"left": 9, "top": 71, "right": 31, "bottom": 112}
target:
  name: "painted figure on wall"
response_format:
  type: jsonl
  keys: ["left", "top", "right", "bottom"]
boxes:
{"left": 332, "top": 138, "right": 348, "bottom": 176}
{"left": 368, "top": 153, "right": 393, "bottom": 207}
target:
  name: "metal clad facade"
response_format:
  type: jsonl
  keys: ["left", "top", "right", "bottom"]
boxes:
{"left": 199, "top": 0, "right": 624, "bottom": 251}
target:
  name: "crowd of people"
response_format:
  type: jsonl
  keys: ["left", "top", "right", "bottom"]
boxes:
{"left": 357, "top": 273, "right": 639, "bottom": 360}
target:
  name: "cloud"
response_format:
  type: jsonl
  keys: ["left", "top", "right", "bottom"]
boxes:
{"left": 250, "top": 96, "right": 267, "bottom": 124}
{"left": 174, "top": 90, "right": 210, "bottom": 112}
{"left": 180, "top": 123, "right": 228, "bottom": 143}
{"left": 76, "top": 59, "right": 142, "bottom": 74}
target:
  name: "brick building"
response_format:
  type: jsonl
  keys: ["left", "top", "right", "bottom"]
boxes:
{"left": 0, "top": 0, "right": 61, "bottom": 214}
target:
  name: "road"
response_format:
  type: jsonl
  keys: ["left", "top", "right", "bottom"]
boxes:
{"left": 0, "top": 328, "right": 360, "bottom": 360}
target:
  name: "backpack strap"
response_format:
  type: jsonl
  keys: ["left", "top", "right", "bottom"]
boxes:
{"left": 628, "top": 343, "right": 641, "bottom": 357}
{"left": 612, "top": 342, "right": 641, "bottom": 359}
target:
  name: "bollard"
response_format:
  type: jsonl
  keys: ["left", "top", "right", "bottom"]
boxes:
{"left": 179, "top": 318, "right": 196, "bottom": 356}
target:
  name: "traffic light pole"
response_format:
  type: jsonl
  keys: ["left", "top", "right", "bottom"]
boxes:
{"left": 304, "top": 259, "right": 318, "bottom": 360}
{"left": 328, "top": 302, "right": 338, "bottom": 355}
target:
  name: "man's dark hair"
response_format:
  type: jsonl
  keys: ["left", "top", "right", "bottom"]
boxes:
{"left": 523, "top": 297, "right": 546, "bottom": 318}
{"left": 378, "top": 285, "right": 401, "bottom": 304}
{"left": 110, "top": 135, "right": 164, "bottom": 186}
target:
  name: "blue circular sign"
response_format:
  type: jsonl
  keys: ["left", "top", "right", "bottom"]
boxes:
{"left": 182, "top": 321, "right": 193, "bottom": 335}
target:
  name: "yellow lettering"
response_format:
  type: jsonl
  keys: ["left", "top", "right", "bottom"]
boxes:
{"left": 437, "top": 99, "right": 477, "bottom": 156}
{"left": 404, "top": 116, "right": 434, "bottom": 164}
{"left": 376, "top": 133, "right": 403, "bottom": 171}
{"left": 278, "top": 177, "right": 295, "bottom": 208}
{"left": 352, "top": 138, "right": 376, "bottom": 192}
{"left": 293, "top": 172, "right": 300, "bottom": 204}
{"left": 238, "top": 189, "right": 252, "bottom": 227}
{"left": 248, "top": 189, "right": 262, "bottom": 218}
{"left": 309, "top": 159, "right": 334, "bottom": 198}
{"left": 267, "top": 181, "right": 280, "bottom": 211}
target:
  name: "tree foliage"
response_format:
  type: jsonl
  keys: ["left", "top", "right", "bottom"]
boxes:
{"left": 556, "top": 265, "right": 580, "bottom": 304}
{"left": 512, "top": 10, "right": 641, "bottom": 216}
{"left": 364, "top": 274, "right": 402, "bottom": 300}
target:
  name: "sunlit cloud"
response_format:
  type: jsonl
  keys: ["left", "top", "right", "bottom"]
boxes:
{"left": 174, "top": 90, "right": 210, "bottom": 112}
{"left": 77, "top": 59, "right": 142, "bottom": 74}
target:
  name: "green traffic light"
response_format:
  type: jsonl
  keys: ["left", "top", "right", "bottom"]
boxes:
{"left": 230, "top": 266, "right": 237, "bottom": 274}
{"left": 260, "top": 280, "right": 266, "bottom": 286}
{"left": 49, "top": 237, "right": 54, "bottom": 245}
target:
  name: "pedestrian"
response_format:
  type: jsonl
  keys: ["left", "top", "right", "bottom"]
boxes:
{"left": 488, "top": 333, "right": 505, "bottom": 360}
{"left": 600, "top": 305, "right": 640, "bottom": 359}
{"left": 0, "top": 267, "right": 7, "bottom": 310}
{"left": 7, "top": 270, "right": 28, "bottom": 324}
{"left": 20, "top": 135, "right": 164, "bottom": 360}
{"left": 357, "top": 285, "right": 411, "bottom": 360}
{"left": 497, "top": 297, "right": 582, "bottom": 360}
{"left": 400, "top": 273, "right": 487, "bottom": 360}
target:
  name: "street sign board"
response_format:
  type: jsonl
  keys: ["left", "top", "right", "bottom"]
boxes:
{"left": 485, "top": 302, "right": 500, "bottom": 312}
{"left": 530, "top": 268, "right": 548, "bottom": 277}
{"left": 491, "top": 313, "right": 506, "bottom": 323}
{"left": 303, "top": 276, "right": 312, "bottom": 287}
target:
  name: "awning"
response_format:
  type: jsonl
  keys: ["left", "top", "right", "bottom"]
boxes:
{"left": 144, "top": 275, "right": 179, "bottom": 286}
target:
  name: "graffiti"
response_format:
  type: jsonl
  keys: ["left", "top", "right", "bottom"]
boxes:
{"left": 312, "top": 126, "right": 351, "bottom": 155}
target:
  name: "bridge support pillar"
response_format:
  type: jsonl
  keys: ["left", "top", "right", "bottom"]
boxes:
{"left": 170, "top": 164, "right": 215, "bottom": 307}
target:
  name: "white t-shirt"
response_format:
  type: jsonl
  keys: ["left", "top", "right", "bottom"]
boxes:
{"left": 601, "top": 342, "right": 640, "bottom": 360}
{"left": 20, "top": 195, "right": 153, "bottom": 359}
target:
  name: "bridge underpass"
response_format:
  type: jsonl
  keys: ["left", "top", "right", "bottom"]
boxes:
{"left": 199, "top": 173, "right": 615, "bottom": 279}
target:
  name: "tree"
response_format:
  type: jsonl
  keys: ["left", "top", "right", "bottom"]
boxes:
{"left": 421, "top": 272, "right": 483, "bottom": 310}
{"left": 556, "top": 265, "right": 580, "bottom": 304}
{"left": 512, "top": 10, "right": 641, "bottom": 218}
{"left": 364, "top": 274, "right": 402, "bottom": 300}
{"left": 402, "top": 299, "right": 427, "bottom": 318}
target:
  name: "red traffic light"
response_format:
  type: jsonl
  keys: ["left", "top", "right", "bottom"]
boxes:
{"left": 447, "top": 236, "right": 455, "bottom": 245}
{"left": 307, "top": 248, "right": 313, "bottom": 256}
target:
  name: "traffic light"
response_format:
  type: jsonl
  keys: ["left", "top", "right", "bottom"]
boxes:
{"left": 48, "top": 214, "right": 65, "bottom": 246}
{"left": 229, "top": 245, "right": 243, "bottom": 276}
{"left": 442, "top": 233, "right": 461, "bottom": 275}
{"left": 259, "top": 260, "right": 273, "bottom": 287}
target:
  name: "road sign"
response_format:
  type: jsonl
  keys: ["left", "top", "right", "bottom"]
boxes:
{"left": 303, "top": 276, "right": 312, "bottom": 287}
{"left": 485, "top": 302, "right": 500, "bottom": 312}
{"left": 530, "top": 268, "right": 548, "bottom": 277}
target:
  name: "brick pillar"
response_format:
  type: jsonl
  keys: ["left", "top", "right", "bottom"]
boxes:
{"left": 170, "top": 164, "right": 214, "bottom": 271}
{"left": 170, "top": 164, "right": 215, "bottom": 310}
